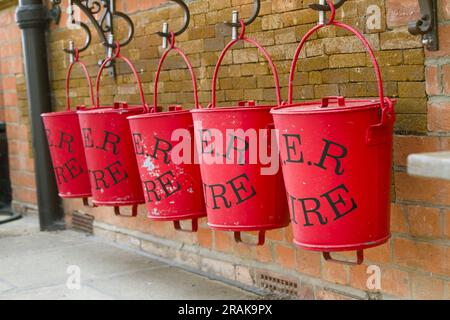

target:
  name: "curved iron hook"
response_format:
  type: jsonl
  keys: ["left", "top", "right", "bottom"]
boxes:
{"left": 309, "top": 0, "right": 347, "bottom": 11}
{"left": 157, "top": 0, "right": 191, "bottom": 38}
{"left": 226, "top": 0, "right": 260, "bottom": 27}
{"left": 63, "top": 21, "right": 92, "bottom": 54}
{"left": 102, "top": 11, "right": 135, "bottom": 48}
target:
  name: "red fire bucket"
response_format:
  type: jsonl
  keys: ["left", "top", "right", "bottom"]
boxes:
{"left": 128, "top": 34, "right": 206, "bottom": 232}
{"left": 191, "top": 22, "right": 290, "bottom": 246}
{"left": 77, "top": 43, "right": 146, "bottom": 217}
{"left": 41, "top": 49, "right": 93, "bottom": 204}
{"left": 271, "top": 15, "right": 396, "bottom": 264}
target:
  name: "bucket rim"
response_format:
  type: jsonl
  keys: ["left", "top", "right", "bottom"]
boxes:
{"left": 128, "top": 109, "right": 192, "bottom": 121}
{"left": 271, "top": 98, "right": 386, "bottom": 115}
{"left": 77, "top": 105, "right": 145, "bottom": 115}
{"left": 92, "top": 199, "right": 145, "bottom": 206}
{"left": 59, "top": 192, "right": 92, "bottom": 199}
{"left": 148, "top": 211, "right": 207, "bottom": 221}
{"left": 191, "top": 104, "right": 275, "bottom": 114}
{"left": 207, "top": 222, "right": 290, "bottom": 231}
{"left": 41, "top": 110, "right": 80, "bottom": 118}
{"left": 293, "top": 234, "right": 391, "bottom": 252}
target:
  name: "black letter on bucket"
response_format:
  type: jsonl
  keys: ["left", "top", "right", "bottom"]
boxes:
{"left": 82, "top": 128, "right": 94, "bottom": 148}
{"left": 152, "top": 137, "right": 173, "bottom": 165}
{"left": 144, "top": 180, "right": 161, "bottom": 203}
{"left": 321, "top": 184, "right": 357, "bottom": 221}
{"left": 298, "top": 197, "right": 328, "bottom": 227}
{"left": 227, "top": 173, "right": 256, "bottom": 205}
{"left": 132, "top": 133, "right": 145, "bottom": 155}
{"left": 90, "top": 170, "right": 109, "bottom": 190}
{"left": 105, "top": 161, "right": 128, "bottom": 186}
{"left": 65, "top": 158, "right": 84, "bottom": 179}
{"left": 283, "top": 134, "right": 304, "bottom": 163}
{"left": 99, "top": 131, "right": 121, "bottom": 155}
{"left": 156, "top": 171, "right": 181, "bottom": 198}
{"left": 209, "top": 184, "right": 232, "bottom": 210}
{"left": 59, "top": 132, "right": 74, "bottom": 153}
{"left": 314, "top": 139, "right": 347, "bottom": 175}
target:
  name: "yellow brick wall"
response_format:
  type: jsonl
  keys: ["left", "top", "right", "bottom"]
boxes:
{"left": 50, "top": 0, "right": 429, "bottom": 132}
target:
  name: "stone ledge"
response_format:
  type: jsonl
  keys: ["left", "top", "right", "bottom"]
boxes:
{"left": 407, "top": 152, "right": 450, "bottom": 181}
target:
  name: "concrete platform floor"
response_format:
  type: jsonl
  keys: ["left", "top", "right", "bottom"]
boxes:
{"left": 0, "top": 215, "right": 258, "bottom": 300}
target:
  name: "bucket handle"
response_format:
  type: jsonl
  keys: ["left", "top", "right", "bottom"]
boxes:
{"left": 151, "top": 32, "right": 199, "bottom": 113}
{"left": 114, "top": 205, "right": 139, "bottom": 218}
{"left": 234, "top": 230, "right": 266, "bottom": 246}
{"left": 82, "top": 197, "right": 97, "bottom": 208}
{"left": 173, "top": 218, "right": 199, "bottom": 233}
{"left": 321, "top": 96, "right": 346, "bottom": 108}
{"left": 66, "top": 48, "right": 95, "bottom": 112}
{"left": 209, "top": 19, "right": 282, "bottom": 109}
{"left": 323, "top": 250, "right": 364, "bottom": 266}
{"left": 287, "top": 0, "right": 394, "bottom": 126}
{"left": 95, "top": 42, "right": 148, "bottom": 109}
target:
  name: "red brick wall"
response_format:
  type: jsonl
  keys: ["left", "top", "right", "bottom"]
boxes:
{"left": 425, "top": 0, "right": 450, "bottom": 131}
{"left": 0, "top": 5, "right": 37, "bottom": 212}
{"left": 1, "top": 0, "right": 449, "bottom": 299}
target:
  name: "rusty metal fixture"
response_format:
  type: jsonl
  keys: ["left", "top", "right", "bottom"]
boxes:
{"left": 64, "top": 0, "right": 135, "bottom": 77}
{"left": 408, "top": 0, "right": 439, "bottom": 51}
{"left": 156, "top": 0, "right": 190, "bottom": 39}
{"left": 225, "top": 0, "right": 260, "bottom": 28}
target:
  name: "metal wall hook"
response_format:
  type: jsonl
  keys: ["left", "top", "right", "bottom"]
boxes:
{"left": 309, "top": 0, "right": 347, "bottom": 11}
{"left": 161, "top": 22, "right": 169, "bottom": 48}
{"left": 408, "top": 0, "right": 438, "bottom": 51}
{"left": 157, "top": 0, "right": 191, "bottom": 38}
{"left": 66, "top": 1, "right": 135, "bottom": 78}
{"left": 225, "top": 0, "right": 260, "bottom": 28}
{"left": 101, "top": 11, "right": 135, "bottom": 48}
{"left": 67, "top": 41, "right": 76, "bottom": 63}
{"left": 49, "top": 0, "right": 62, "bottom": 24}
{"left": 63, "top": 21, "right": 92, "bottom": 55}
{"left": 70, "top": 1, "right": 134, "bottom": 49}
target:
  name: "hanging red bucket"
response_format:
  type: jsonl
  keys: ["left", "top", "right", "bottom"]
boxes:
{"left": 41, "top": 49, "right": 93, "bottom": 205}
{"left": 77, "top": 43, "right": 146, "bottom": 217}
{"left": 271, "top": 8, "right": 396, "bottom": 264}
{"left": 191, "top": 21, "right": 290, "bottom": 246}
{"left": 128, "top": 33, "right": 206, "bottom": 232}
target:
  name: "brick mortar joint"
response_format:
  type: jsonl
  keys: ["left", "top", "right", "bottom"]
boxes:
{"left": 425, "top": 57, "right": 450, "bottom": 67}
{"left": 428, "top": 95, "right": 450, "bottom": 103}
{"left": 394, "top": 199, "right": 450, "bottom": 210}
{"left": 390, "top": 232, "right": 450, "bottom": 253}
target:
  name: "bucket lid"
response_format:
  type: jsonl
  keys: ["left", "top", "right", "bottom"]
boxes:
{"left": 42, "top": 105, "right": 88, "bottom": 118}
{"left": 191, "top": 100, "right": 275, "bottom": 114}
{"left": 41, "top": 110, "right": 79, "bottom": 118}
{"left": 77, "top": 102, "right": 145, "bottom": 115}
{"left": 128, "top": 105, "right": 190, "bottom": 120}
{"left": 271, "top": 97, "right": 382, "bottom": 115}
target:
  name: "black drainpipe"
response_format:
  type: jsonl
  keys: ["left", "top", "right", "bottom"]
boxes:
{"left": 15, "top": 0, "right": 64, "bottom": 231}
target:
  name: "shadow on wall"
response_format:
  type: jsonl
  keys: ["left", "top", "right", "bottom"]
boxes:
{"left": 0, "top": 122, "right": 12, "bottom": 207}
{"left": 0, "top": 51, "right": 12, "bottom": 207}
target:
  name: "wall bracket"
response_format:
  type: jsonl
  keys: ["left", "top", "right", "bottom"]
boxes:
{"left": 61, "top": 0, "right": 135, "bottom": 77}
{"left": 49, "top": 0, "right": 62, "bottom": 24}
{"left": 408, "top": 0, "right": 439, "bottom": 51}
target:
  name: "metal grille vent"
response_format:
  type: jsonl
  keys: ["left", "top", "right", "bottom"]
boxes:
{"left": 256, "top": 272, "right": 299, "bottom": 297}
{"left": 72, "top": 212, "right": 94, "bottom": 235}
